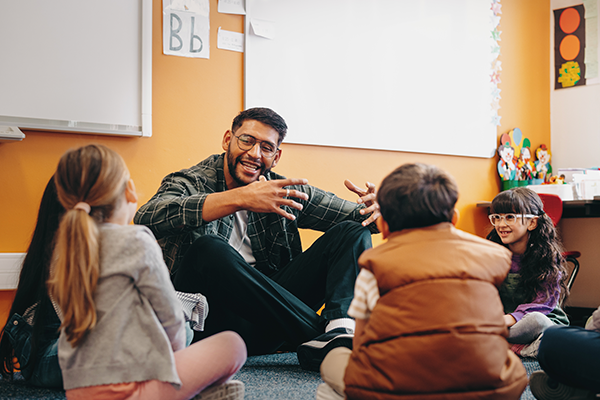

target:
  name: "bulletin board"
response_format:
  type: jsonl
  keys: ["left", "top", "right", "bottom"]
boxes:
{"left": 0, "top": 0, "right": 152, "bottom": 137}
{"left": 244, "top": 0, "right": 499, "bottom": 158}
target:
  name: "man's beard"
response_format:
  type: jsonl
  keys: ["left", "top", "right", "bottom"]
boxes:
{"left": 226, "top": 149, "right": 272, "bottom": 187}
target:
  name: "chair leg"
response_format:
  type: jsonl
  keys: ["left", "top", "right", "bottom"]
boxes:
{"left": 565, "top": 255, "right": 580, "bottom": 292}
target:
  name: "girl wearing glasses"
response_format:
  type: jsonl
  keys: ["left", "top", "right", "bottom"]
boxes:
{"left": 486, "top": 187, "right": 569, "bottom": 358}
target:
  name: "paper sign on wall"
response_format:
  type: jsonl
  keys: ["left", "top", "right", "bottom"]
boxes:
{"left": 163, "top": 0, "right": 210, "bottom": 59}
{"left": 554, "top": 5, "right": 586, "bottom": 89}
{"left": 250, "top": 19, "right": 275, "bottom": 39}
{"left": 218, "top": 27, "right": 244, "bottom": 52}
{"left": 583, "top": 0, "right": 599, "bottom": 81}
{"left": 218, "top": 0, "right": 245, "bottom": 15}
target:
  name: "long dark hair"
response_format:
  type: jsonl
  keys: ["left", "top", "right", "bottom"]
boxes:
{"left": 0, "top": 177, "right": 65, "bottom": 378}
{"left": 486, "top": 187, "right": 568, "bottom": 304}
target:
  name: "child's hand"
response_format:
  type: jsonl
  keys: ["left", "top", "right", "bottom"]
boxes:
{"left": 503, "top": 314, "right": 516, "bottom": 327}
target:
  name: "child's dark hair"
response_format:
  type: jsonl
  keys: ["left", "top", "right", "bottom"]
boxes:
{"left": 486, "top": 187, "right": 568, "bottom": 304}
{"left": 0, "top": 177, "right": 64, "bottom": 380}
{"left": 377, "top": 163, "right": 458, "bottom": 232}
{"left": 231, "top": 107, "right": 288, "bottom": 145}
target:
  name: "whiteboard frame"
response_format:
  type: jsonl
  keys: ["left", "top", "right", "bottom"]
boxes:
{"left": 244, "top": 0, "right": 498, "bottom": 158}
{"left": 0, "top": 0, "right": 152, "bottom": 138}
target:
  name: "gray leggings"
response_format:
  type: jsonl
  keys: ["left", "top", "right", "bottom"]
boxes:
{"left": 508, "top": 311, "right": 555, "bottom": 344}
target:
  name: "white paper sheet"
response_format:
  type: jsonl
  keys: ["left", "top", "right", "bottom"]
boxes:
{"left": 163, "top": 0, "right": 210, "bottom": 59}
{"left": 250, "top": 18, "right": 275, "bottom": 39}
{"left": 218, "top": 27, "right": 244, "bottom": 52}
{"left": 218, "top": 0, "right": 245, "bottom": 15}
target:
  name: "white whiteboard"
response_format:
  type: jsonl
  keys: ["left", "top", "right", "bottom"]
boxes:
{"left": 0, "top": 0, "right": 152, "bottom": 137}
{"left": 245, "top": 0, "right": 497, "bottom": 158}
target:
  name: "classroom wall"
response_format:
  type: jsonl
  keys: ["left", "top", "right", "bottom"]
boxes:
{"left": 0, "top": 0, "right": 551, "bottom": 321}
{"left": 550, "top": 0, "right": 600, "bottom": 170}
{"left": 548, "top": 0, "right": 600, "bottom": 308}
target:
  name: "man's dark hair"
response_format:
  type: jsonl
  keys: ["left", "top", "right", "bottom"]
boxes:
{"left": 231, "top": 107, "right": 288, "bottom": 145}
{"left": 377, "top": 163, "right": 458, "bottom": 232}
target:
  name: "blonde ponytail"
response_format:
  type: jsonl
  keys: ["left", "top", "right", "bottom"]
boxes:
{"left": 49, "top": 208, "right": 99, "bottom": 347}
{"left": 48, "top": 144, "right": 129, "bottom": 347}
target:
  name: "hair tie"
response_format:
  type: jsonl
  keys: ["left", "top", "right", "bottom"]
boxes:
{"left": 73, "top": 202, "right": 91, "bottom": 214}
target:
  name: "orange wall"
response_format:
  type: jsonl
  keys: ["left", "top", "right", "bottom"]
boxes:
{"left": 0, "top": 0, "right": 550, "bottom": 316}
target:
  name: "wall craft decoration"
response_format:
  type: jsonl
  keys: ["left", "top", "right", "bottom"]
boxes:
{"left": 554, "top": 5, "right": 587, "bottom": 89}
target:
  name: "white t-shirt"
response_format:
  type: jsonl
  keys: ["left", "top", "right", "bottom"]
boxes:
{"left": 228, "top": 210, "right": 256, "bottom": 266}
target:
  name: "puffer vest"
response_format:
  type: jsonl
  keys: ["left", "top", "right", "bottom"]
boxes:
{"left": 344, "top": 223, "right": 528, "bottom": 400}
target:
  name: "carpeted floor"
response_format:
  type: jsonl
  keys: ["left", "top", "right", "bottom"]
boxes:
{"left": 0, "top": 352, "right": 541, "bottom": 400}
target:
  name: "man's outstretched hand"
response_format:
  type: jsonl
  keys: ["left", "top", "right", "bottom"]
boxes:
{"left": 239, "top": 176, "right": 308, "bottom": 220}
{"left": 344, "top": 180, "right": 380, "bottom": 227}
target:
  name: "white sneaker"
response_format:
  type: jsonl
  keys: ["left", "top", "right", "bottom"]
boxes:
{"left": 297, "top": 328, "right": 354, "bottom": 371}
{"left": 316, "top": 383, "right": 345, "bottom": 400}
{"left": 193, "top": 380, "right": 244, "bottom": 400}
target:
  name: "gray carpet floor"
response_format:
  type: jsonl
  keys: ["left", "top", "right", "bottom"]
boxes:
{"left": 0, "top": 352, "right": 541, "bottom": 400}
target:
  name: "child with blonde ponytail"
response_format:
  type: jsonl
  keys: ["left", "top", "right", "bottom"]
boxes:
{"left": 49, "top": 144, "right": 246, "bottom": 400}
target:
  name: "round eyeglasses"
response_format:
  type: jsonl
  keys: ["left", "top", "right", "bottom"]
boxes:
{"left": 234, "top": 134, "right": 278, "bottom": 158}
{"left": 488, "top": 213, "right": 537, "bottom": 226}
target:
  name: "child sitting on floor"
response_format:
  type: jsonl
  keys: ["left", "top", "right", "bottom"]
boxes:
{"left": 486, "top": 187, "right": 569, "bottom": 358}
{"left": 49, "top": 144, "right": 246, "bottom": 400}
{"left": 317, "top": 163, "right": 527, "bottom": 400}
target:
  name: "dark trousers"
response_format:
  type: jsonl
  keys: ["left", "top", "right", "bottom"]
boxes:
{"left": 172, "top": 220, "right": 372, "bottom": 355}
{"left": 537, "top": 325, "right": 600, "bottom": 393}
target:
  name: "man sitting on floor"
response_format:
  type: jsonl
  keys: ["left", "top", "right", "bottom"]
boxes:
{"left": 134, "top": 107, "right": 380, "bottom": 371}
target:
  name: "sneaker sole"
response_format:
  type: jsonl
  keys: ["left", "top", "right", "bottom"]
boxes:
{"left": 193, "top": 380, "right": 245, "bottom": 400}
{"left": 297, "top": 334, "right": 353, "bottom": 372}
{"left": 529, "top": 372, "right": 595, "bottom": 400}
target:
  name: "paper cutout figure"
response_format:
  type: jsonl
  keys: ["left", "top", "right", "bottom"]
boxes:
{"left": 497, "top": 128, "right": 550, "bottom": 188}
{"left": 506, "top": 127, "right": 524, "bottom": 162}
{"left": 499, "top": 132, "right": 512, "bottom": 148}
{"left": 510, "top": 127, "right": 522, "bottom": 146}
{"left": 535, "top": 144, "right": 552, "bottom": 180}
{"left": 497, "top": 142, "right": 517, "bottom": 180}
{"left": 518, "top": 144, "right": 535, "bottom": 181}
{"left": 558, "top": 61, "right": 582, "bottom": 87}
{"left": 554, "top": 5, "right": 586, "bottom": 89}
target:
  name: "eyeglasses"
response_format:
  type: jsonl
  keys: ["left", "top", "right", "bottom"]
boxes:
{"left": 233, "top": 134, "right": 279, "bottom": 158}
{"left": 488, "top": 213, "right": 537, "bottom": 226}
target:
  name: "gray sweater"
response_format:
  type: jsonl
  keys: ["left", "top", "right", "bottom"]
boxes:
{"left": 58, "top": 223, "right": 186, "bottom": 390}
